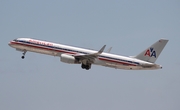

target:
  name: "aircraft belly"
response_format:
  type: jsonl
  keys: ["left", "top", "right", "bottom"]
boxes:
{"left": 94, "top": 59, "right": 136, "bottom": 69}
{"left": 14, "top": 45, "right": 59, "bottom": 56}
{"left": 94, "top": 59, "right": 155, "bottom": 70}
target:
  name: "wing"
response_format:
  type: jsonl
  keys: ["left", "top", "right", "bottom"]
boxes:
{"left": 74, "top": 45, "right": 106, "bottom": 63}
{"left": 106, "top": 47, "right": 112, "bottom": 53}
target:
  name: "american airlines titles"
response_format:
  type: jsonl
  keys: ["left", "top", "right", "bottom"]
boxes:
{"left": 29, "top": 40, "right": 53, "bottom": 46}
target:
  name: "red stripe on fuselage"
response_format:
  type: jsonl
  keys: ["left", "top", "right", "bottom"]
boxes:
{"left": 98, "top": 58, "right": 137, "bottom": 66}
{"left": 10, "top": 41, "right": 76, "bottom": 54}
{"left": 11, "top": 41, "right": 137, "bottom": 66}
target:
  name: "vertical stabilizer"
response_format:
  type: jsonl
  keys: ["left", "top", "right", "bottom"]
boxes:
{"left": 135, "top": 39, "right": 168, "bottom": 63}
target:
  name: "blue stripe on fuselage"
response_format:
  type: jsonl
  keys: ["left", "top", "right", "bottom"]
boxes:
{"left": 16, "top": 40, "right": 140, "bottom": 65}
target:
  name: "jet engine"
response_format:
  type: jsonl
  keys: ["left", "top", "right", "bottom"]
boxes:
{"left": 60, "top": 54, "right": 80, "bottom": 64}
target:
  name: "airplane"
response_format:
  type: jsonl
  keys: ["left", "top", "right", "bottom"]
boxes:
{"left": 8, "top": 38, "right": 168, "bottom": 70}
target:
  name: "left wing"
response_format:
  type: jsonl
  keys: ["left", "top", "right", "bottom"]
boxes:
{"left": 74, "top": 45, "right": 106, "bottom": 63}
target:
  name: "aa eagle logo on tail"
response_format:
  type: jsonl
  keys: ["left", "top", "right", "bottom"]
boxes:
{"left": 144, "top": 47, "right": 156, "bottom": 58}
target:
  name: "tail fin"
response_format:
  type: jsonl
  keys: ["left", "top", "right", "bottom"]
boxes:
{"left": 135, "top": 39, "right": 168, "bottom": 63}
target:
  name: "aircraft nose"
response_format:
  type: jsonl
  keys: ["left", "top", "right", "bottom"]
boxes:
{"left": 8, "top": 41, "right": 13, "bottom": 47}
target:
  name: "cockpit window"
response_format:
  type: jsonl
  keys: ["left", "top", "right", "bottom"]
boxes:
{"left": 13, "top": 39, "right": 18, "bottom": 41}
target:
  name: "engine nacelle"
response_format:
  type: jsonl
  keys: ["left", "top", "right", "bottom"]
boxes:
{"left": 60, "top": 54, "right": 80, "bottom": 64}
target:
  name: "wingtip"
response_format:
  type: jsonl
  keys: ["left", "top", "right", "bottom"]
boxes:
{"left": 98, "top": 45, "right": 106, "bottom": 54}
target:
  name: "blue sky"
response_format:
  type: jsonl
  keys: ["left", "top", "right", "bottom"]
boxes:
{"left": 1, "top": 0, "right": 180, "bottom": 110}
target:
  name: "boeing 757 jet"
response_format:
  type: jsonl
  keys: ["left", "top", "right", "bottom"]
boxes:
{"left": 9, "top": 38, "right": 168, "bottom": 70}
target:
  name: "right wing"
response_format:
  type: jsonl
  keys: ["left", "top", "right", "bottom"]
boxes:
{"left": 74, "top": 45, "right": 106, "bottom": 63}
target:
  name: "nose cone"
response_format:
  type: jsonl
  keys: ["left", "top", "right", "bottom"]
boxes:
{"left": 8, "top": 41, "right": 13, "bottom": 47}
